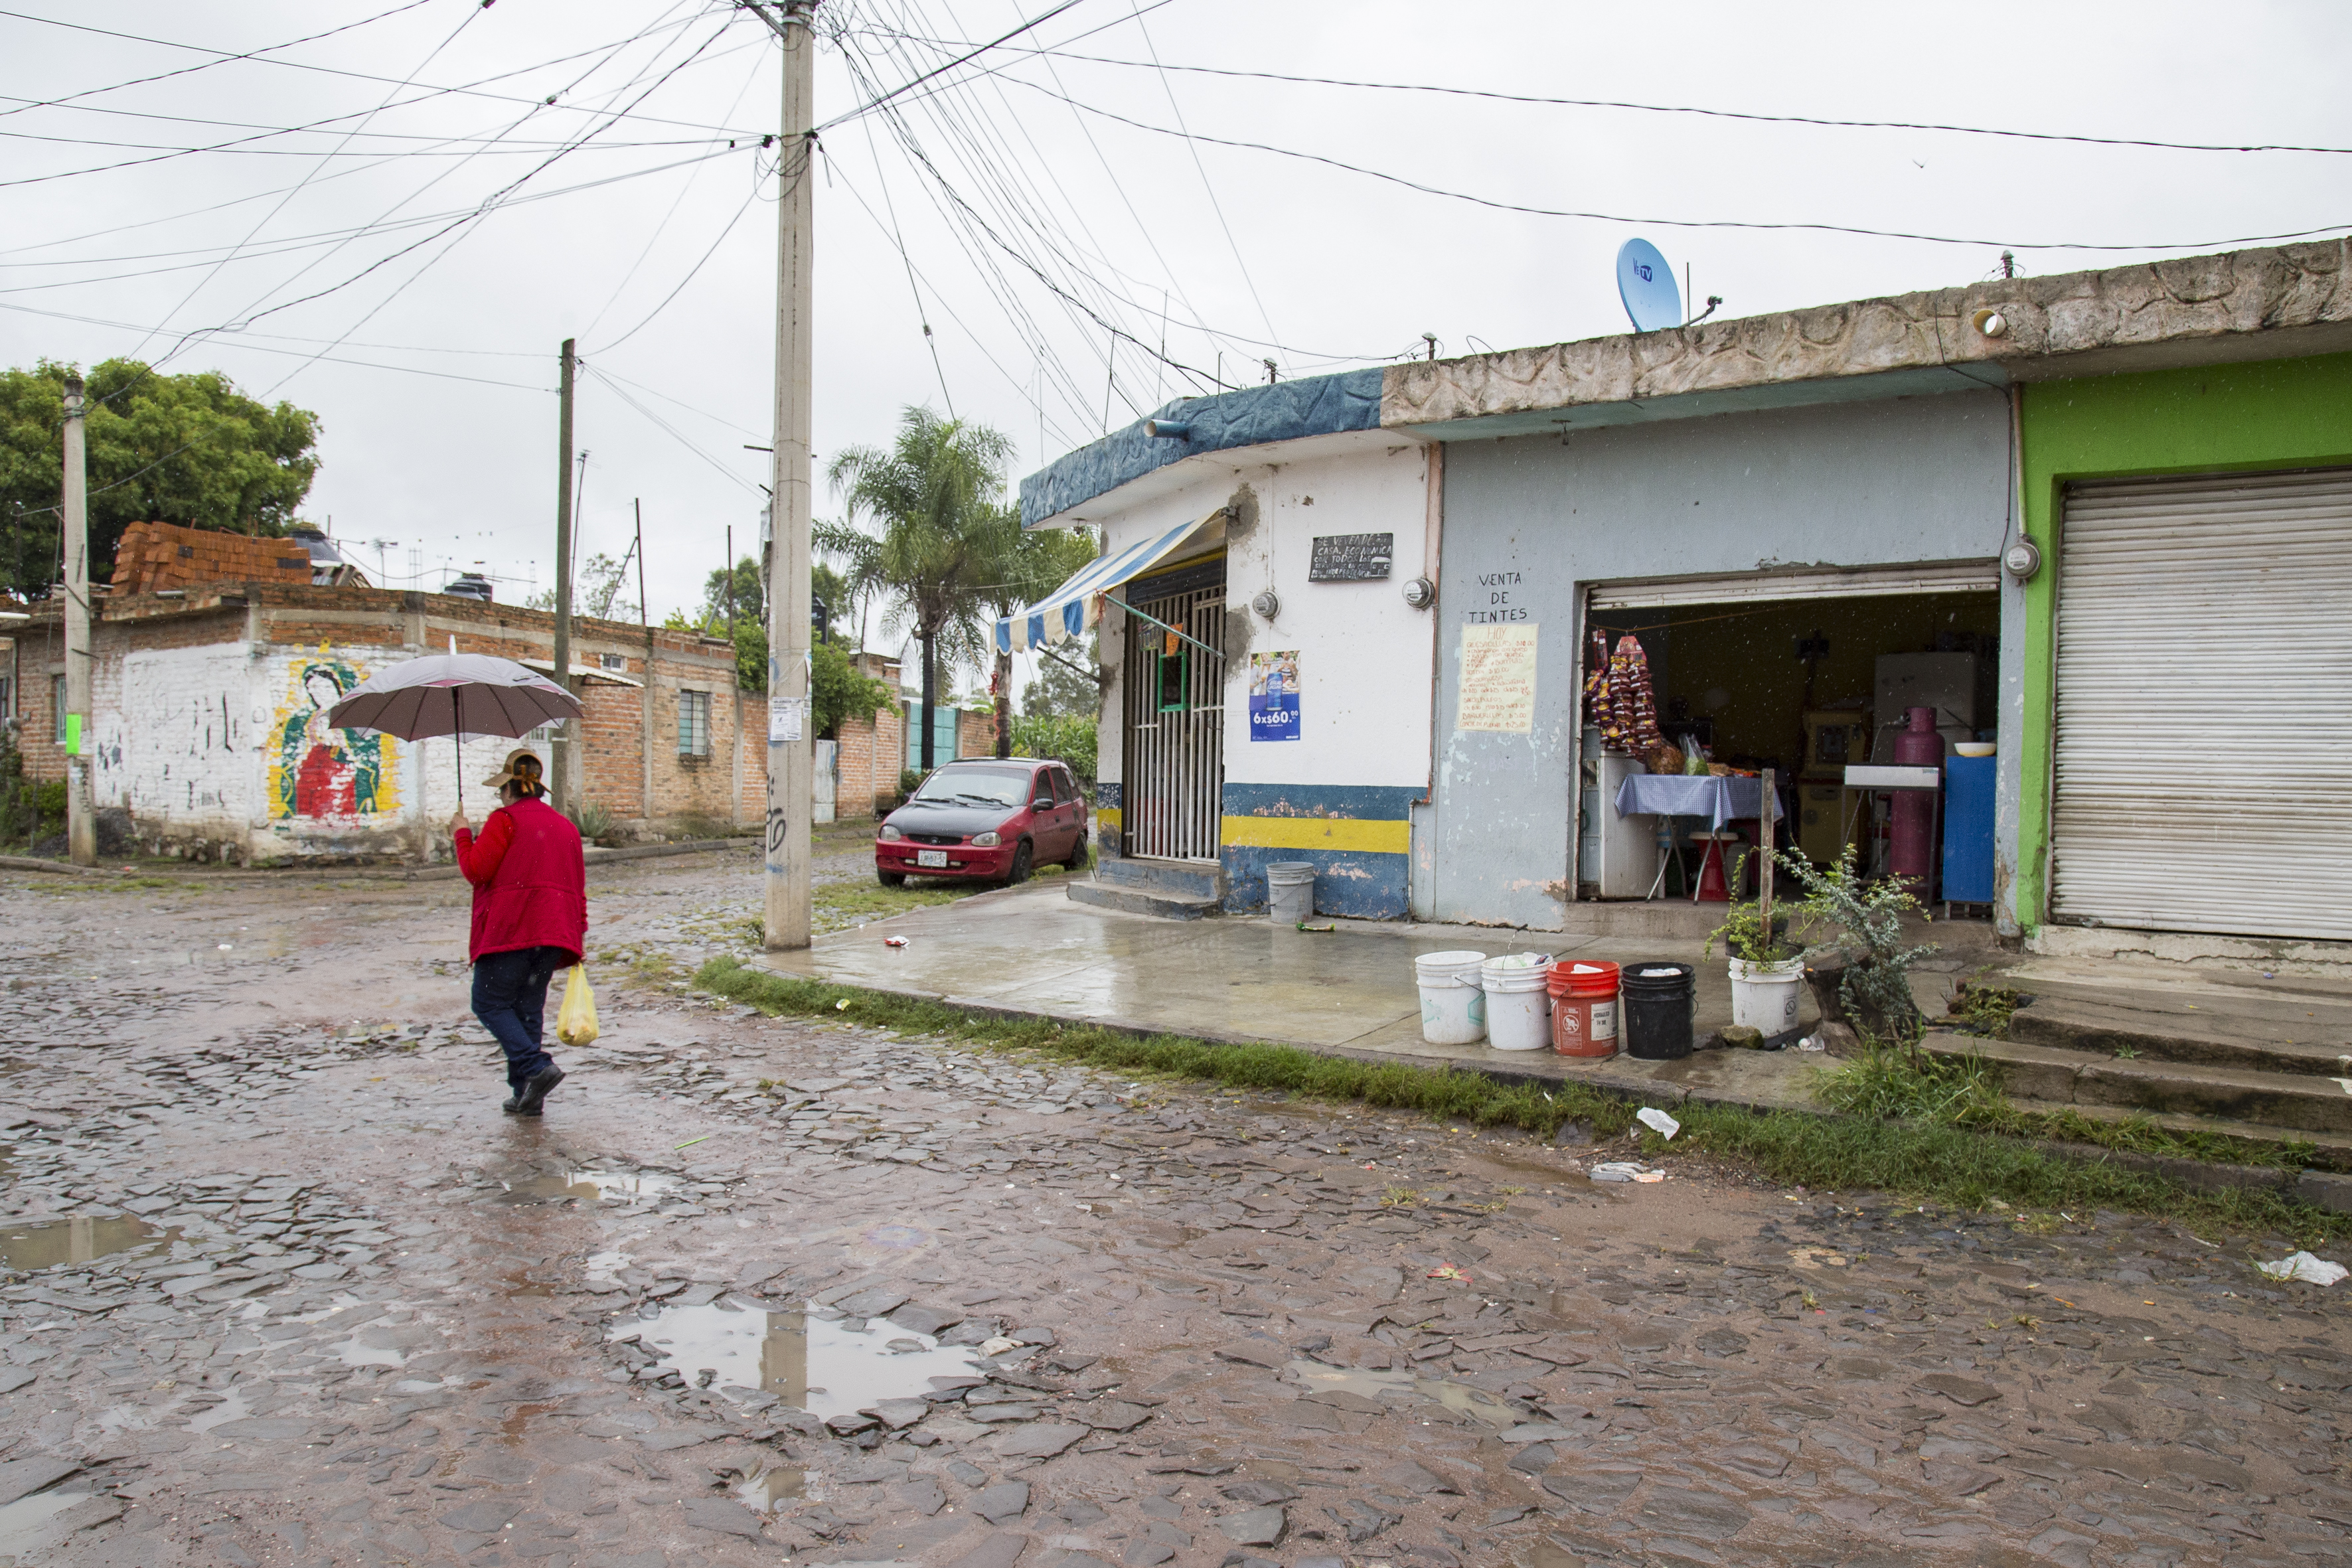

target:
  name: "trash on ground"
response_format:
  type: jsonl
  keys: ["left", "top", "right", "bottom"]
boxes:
{"left": 884, "top": 936, "right": 909, "bottom": 948}
{"left": 1589, "top": 1161, "right": 1664, "bottom": 1184}
{"left": 1425, "top": 1263, "right": 1471, "bottom": 1282}
{"left": 834, "top": 998, "right": 850, "bottom": 1010}
{"left": 1796, "top": 1033, "right": 1828, "bottom": 1052}
{"left": 1635, "top": 1107, "right": 1681, "bottom": 1140}
{"left": 1295, "top": 921, "right": 1337, "bottom": 932}
{"left": 2256, "top": 1251, "right": 2347, "bottom": 1286}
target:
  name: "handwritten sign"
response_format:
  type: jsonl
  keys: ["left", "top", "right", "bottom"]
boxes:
{"left": 1458, "top": 623, "right": 1538, "bottom": 734}
{"left": 1308, "top": 532, "right": 1393, "bottom": 582}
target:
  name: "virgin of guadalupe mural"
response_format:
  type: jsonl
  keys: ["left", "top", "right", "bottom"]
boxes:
{"left": 269, "top": 658, "right": 393, "bottom": 820}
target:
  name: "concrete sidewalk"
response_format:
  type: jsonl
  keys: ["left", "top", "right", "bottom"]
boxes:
{"left": 743, "top": 879, "right": 2004, "bottom": 1117}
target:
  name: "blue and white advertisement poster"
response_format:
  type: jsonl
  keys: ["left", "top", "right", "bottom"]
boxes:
{"left": 1249, "top": 651, "right": 1300, "bottom": 742}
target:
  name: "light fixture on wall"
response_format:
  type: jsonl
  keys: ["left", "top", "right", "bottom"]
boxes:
{"left": 2003, "top": 538, "right": 2043, "bottom": 581}
{"left": 1402, "top": 576, "right": 1435, "bottom": 609}
{"left": 1250, "top": 590, "right": 1280, "bottom": 620}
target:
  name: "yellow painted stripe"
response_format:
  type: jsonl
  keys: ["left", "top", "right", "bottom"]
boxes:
{"left": 1220, "top": 815, "right": 1409, "bottom": 854}
{"left": 1096, "top": 807, "right": 1123, "bottom": 830}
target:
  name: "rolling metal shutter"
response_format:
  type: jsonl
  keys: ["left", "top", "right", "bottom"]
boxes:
{"left": 1588, "top": 559, "right": 1996, "bottom": 610}
{"left": 2052, "top": 468, "right": 2352, "bottom": 939}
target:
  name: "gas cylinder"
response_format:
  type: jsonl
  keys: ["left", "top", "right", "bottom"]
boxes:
{"left": 1889, "top": 705, "right": 1943, "bottom": 896}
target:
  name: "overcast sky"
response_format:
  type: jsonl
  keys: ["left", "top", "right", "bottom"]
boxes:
{"left": 5, "top": 0, "right": 2347, "bottom": 680}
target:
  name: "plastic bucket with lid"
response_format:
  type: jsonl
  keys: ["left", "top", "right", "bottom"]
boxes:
{"left": 1414, "top": 950, "right": 1488, "bottom": 1046}
{"left": 1728, "top": 955, "right": 1805, "bottom": 1045}
{"left": 1620, "top": 961, "right": 1696, "bottom": 1059}
{"left": 1547, "top": 960, "right": 1622, "bottom": 1058}
{"left": 1265, "top": 861, "right": 1316, "bottom": 923}
{"left": 1479, "top": 953, "right": 1555, "bottom": 1052}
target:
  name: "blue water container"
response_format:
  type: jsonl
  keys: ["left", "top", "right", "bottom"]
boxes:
{"left": 1943, "top": 754, "right": 1995, "bottom": 903}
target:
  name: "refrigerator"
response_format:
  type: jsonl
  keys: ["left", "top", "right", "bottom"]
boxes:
{"left": 1579, "top": 747, "right": 1659, "bottom": 898}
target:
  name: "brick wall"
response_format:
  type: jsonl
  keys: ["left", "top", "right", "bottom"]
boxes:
{"left": 112, "top": 520, "right": 313, "bottom": 595}
{"left": 10, "top": 581, "right": 779, "bottom": 858}
{"left": 959, "top": 706, "right": 998, "bottom": 760}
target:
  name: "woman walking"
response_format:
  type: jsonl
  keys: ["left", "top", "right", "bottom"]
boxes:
{"left": 451, "top": 749, "right": 585, "bottom": 1116}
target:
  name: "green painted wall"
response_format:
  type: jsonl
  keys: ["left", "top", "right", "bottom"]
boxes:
{"left": 2015, "top": 352, "right": 2352, "bottom": 931}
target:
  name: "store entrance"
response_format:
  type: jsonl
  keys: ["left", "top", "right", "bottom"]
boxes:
{"left": 1579, "top": 578, "right": 1998, "bottom": 900}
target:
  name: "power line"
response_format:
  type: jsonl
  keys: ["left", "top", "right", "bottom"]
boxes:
{"left": 1002, "top": 78, "right": 2352, "bottom": 253}
{"left": 811, "top": 0, "right": 1092, "bottom": 133}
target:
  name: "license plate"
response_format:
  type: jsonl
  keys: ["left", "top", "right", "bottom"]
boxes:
{"left": 916, "top": 850, "right": 948, "bottom": 868}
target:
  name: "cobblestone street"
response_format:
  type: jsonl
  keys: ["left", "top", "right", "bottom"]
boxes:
{"left": 0, "top": 854, "right": 2344, "bottom": 1568}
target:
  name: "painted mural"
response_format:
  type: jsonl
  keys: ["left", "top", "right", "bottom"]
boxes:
{"left": 267, "top": 651, "right": 398, "bottom": 821}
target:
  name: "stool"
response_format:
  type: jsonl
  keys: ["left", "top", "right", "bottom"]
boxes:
{"left": 1690, "top": 830, "right": 1743, "bottom": 903}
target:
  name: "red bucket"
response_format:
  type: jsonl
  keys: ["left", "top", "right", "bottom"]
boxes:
{"left": 1547, "top": 961, "right": 1621, "bottom": 1058}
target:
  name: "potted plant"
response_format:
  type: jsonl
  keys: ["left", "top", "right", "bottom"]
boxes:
{"left": 1706, "top": 852, "right": 1810, "bottom": 1045}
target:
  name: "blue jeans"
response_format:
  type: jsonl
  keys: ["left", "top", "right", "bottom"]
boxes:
{"left": 472, "top": 946, "right": 567, "bottom": 1095}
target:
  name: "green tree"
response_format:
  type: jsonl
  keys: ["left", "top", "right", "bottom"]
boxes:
{"left": 813, "top": 638, "right": 896, "bottom": 740}
{"left": 973, "top": 515, "right": 1096, "bottom": 757}
{"left": 527, "top": 552, "right": 636, "bottom": 623}
{"left": 0, "top": 358, "right": 320, "bottom": 597}
{"left": 815, "top": 407, "right": 1015, "bottom": 773}
{"left": 1023, "top": 631, "right": 1101, "bottom": 719}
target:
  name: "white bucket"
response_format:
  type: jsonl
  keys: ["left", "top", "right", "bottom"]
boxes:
{"left": 1415, "top": 950, "right": 1488, "bottom": 1046}
{"left": 1729, "top": 955, "right": 1806, "bottom": 1042}
{"left": 1480, "top": 953, "right": 1555, "bottom": 1052}
{"left": 1266, "top": 861, "right": 1316, "bottom": 923}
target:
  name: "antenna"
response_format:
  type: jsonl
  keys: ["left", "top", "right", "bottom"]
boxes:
{"left": 1616, "top": 238, "right": 1683, "bottom": 333}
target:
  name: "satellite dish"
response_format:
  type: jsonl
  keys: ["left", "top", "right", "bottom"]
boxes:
{"left": 1616, "top": 238, "right": 1683, "bottom": 333}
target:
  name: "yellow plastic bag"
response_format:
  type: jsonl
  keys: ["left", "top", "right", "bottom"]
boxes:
{"left": 556, "top": 966, "right": 599, "bottom": 1046}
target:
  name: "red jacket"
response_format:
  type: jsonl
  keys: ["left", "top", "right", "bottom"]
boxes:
{"left": 453, "top": 796, "right": 587, "bottom": 965}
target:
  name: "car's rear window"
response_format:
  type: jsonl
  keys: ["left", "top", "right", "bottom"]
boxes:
{"left": 910, "top": 767, "right": 1032, "bottom": 808}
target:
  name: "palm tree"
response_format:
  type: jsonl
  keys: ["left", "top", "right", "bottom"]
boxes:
{"left": 815, "top": 407, "right": 1014, "bottom": 774}
{"left": 971, "top": 509, "right": 1097, "bottom": 757}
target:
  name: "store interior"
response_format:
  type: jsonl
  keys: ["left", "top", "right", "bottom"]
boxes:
{"left": 1579, "top": 589, "right": 1998, "bottom": 902}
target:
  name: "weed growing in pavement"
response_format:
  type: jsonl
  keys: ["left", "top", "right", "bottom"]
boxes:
{"left": 1946, "top": 978, "right": 2025, "bottom": 1038}
{"left": 693, "top": 956, "right": 2351, "bottom": 1245}
{"left": 1380, "top": 1186, "right": 1421, "bottom": 1208}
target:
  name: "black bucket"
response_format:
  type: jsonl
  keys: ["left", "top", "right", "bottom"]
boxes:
{"left": 1620, "top": 961, "right": 1696, "bottom": 1060}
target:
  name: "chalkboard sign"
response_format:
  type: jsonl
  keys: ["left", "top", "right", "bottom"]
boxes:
{"left": 1308, "top": 532, "right": 1393, "bottom": 582}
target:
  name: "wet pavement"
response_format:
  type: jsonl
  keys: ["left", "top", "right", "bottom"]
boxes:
{"left": 0, "top": 854, "right": 2345, "bottom": 1568}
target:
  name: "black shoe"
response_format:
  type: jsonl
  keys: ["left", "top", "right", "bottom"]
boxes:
{"left": 501, "top": 1097, "right": 522, "bottom": 1114}
{"left": 515, "top": 1065, "right": 566, "bottom": 1115}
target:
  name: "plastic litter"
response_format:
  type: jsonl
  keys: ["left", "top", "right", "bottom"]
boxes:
{"left": 1425, "top": 1264, "right": 1471, "bottom": 1282}
{"left": 1796, "top": 1033, "right": 1828, "bottom": 1053}
{"left": 1589, "top": 1161, "right": 1651, "bottom": 1183}
{"left": 884, "top": 936, "right": 909, "bottom": 948}
{"left": 1296, "top": 921, "right": 1337, "bottom": 932}
{"left": 556, "top": 966, "right": 599, "bottom": 1046}
{"left": 2256, "top": 1251, "right": 2347, "bottom": 1286}
{"left": 1635, "top": 1107, "right": 1681, "bottom": 1140}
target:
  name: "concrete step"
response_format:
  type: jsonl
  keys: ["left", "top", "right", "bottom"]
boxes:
{"left": 2008, "top": 996, "right": 2352, "bottom": 1080}
{"left": 1097, "top": 856, "right": 1225, "bottom": 903}
{"left": 2004, "top": 957, "right": 2352, "bottom": 1042}
{"left": 1065, "top": 880, "right": 1220, "bottom": 921}
{"left": 1922, "top": 1029, "right": 2352, "bottom": 1137}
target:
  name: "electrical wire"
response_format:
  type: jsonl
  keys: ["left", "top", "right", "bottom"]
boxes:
{"left": 812, "top": 0, "right": 1092, "bottom": 133}
{"left": 580, "top": 362, "right": 760, "bottom": 493}
{"left": 1010, "top": 52, "right": 2352, "bottom": 159}
{"left": 1000, "top": 77, "right": 2352, "bottom": 253}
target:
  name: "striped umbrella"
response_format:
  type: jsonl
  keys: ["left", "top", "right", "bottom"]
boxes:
{"left": 327, "top": 652, "right": 582, "bottom": 813}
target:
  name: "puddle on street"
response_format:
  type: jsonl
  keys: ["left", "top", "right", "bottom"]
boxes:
{"left": 496, "top": 1168, "right": 680, "bottom": 1206}
{"left": 187, "top": 1390, "right": 253, "bottom": 1432}
{"left": 736, "top": 1463, "right": 805, "bottom": 1511}
{"left": 0, "top": 1214, "right": 165, "bottom": 1270}
{"left": 621, "top": 1303, "right": 981, "bottom": 1419}
{"left": 0, "top": 1488, "right": 94, "bottom": 1554}
{"left": 1287, "top": 1359, "right": 1520, "bottom": 1426}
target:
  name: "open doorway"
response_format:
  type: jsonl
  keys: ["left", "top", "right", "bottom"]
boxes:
{"left": 1580, "top": 574, "right": 1997, "bottom": 900}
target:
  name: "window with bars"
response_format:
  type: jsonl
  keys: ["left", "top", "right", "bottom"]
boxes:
{"left": 677, "top": 688, "right": 712, "bottom": 757}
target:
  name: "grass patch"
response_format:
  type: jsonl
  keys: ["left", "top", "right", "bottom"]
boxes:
{"left": 1820, "top": 1040, "right": 2318, "bottom": 1171}
{"left": 695, "top": 957, "right": 2350, "bottom": 1245}
{"left": 815, "top": 881, "right": 981, "bottom": 935}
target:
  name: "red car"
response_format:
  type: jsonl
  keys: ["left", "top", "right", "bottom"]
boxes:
{"left": 876, "top": 757, "right": 1089, "bottom": 886}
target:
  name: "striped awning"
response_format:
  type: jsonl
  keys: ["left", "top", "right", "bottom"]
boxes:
{"left": 994, "top": 510, "right": 1221, "bottom": 653}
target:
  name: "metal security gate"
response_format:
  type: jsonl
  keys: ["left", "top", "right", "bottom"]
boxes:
{"left": 2053, "top": 468, "right": 2352, "bottom": 939}
{"left": 1121, "top": 564, "right": 1225, "bottom": 862}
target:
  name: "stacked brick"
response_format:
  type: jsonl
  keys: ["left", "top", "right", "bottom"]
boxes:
{"left": 112, "top": 520, "right": 315, "bottom": 596}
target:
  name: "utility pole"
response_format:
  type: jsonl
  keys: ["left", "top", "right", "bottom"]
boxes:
{"left": 762, "top": 1, "right": 817, "bottom": 951}
{"left": 552, "top": 338, "right": 576, "bottom": 814}
{"left": 727, "top": 522, "right": 744, "bottom": 828}
{"left": 60, "top": 376, "right": 93, "bottom": 867}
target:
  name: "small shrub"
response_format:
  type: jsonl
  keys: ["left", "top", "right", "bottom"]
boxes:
{"left": 571, "top": 800, "right": 619, "bottom": 844}
{"left": 1777, "top": 844, "right": 1937, "bottom": 1042}
{"left": 898, "top": 767, "right": 923, "bottom": 801}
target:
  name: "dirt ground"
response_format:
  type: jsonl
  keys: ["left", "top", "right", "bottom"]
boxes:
{"left": 0, "top": 850, "right": 2344, "bottom": 1568}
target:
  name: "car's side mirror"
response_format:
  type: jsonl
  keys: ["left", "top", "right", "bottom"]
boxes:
{"left": 1032, "top": 797, "right": 1053, "bottom": 811}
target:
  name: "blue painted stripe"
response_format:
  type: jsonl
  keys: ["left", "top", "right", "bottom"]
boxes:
{"left": 1222, "top": 782, "right": 1419, "bottom": 820}
{"left": 1221, "top": 842, "right": 1409, "bottom": 920}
